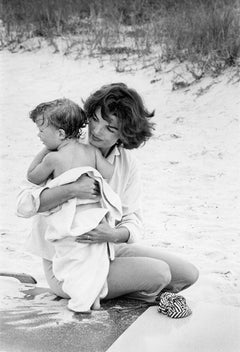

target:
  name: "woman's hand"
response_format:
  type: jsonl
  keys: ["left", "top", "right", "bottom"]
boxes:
{"left": 75, "top": 221, "right": 130, "bottom": 244}
{"left": 75, "top": 220, "right": 116, "bottom": 244}
{"left": 71, "top": 174, "right": 100, "bottom": 200}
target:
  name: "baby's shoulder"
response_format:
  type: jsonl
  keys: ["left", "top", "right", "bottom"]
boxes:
{"left": 44, "top": 151, "right": 64, "bottom": 168}
{"left": 77, "top": 142, "right": 95, "bottom": 154}
{"left": 44, "top": 151, "right": 60, "bottom": 163}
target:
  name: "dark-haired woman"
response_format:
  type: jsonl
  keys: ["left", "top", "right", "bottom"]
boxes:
{"left": 17, "top": 83, "right": 198, "bottom": 306}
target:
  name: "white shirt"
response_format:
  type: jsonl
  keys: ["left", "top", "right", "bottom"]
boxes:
{"left": 16, "top": 146, "right": 144, "bottom": 260}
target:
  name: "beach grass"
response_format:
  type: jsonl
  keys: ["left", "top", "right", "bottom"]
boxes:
{"left": 0, "top": 0, "right": 239, "bottom": 75}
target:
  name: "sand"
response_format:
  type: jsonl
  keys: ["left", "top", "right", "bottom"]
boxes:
{"left": 0, "top": 48, "right": 239, "bottom": 317}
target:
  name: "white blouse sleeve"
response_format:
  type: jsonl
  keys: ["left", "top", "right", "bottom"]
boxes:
{"left": 16, "top": 180, "right": 47, "bottom": 218}
{"left": 116, "top": 157, "right": 144, "bottom": 243}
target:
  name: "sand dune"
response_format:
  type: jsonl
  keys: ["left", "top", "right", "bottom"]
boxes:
{"left": 0, "top": 49, "right": 239, "bottom": 311}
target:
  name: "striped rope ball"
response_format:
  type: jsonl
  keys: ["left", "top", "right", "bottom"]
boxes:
{"left": 158, "top": 292, "right": 192, "bottom": 319}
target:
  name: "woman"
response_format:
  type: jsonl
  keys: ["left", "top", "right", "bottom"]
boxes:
{"left": 17, "top": 83, "right": 198, "bottom": 306}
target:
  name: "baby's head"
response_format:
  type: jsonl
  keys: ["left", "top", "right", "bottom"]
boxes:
{"left": 30, "top": 98, "right": 87, "bottom": 141}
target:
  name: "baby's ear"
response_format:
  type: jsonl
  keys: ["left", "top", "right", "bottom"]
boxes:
{"left": 58, "top": 129, "right": 66, "bottom": 139}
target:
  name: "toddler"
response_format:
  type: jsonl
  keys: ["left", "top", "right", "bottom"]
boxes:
{"left": 27, "top": 98, "right": 122, "bottom": 312}
{"left": 27, "top": 98, "right": 113, "bottom": 184}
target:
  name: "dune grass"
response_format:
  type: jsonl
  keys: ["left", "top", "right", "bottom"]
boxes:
{"left": 0, "top": 0, "right": 239, "bottom": 76}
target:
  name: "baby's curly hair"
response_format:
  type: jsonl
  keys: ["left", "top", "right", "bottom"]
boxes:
{"left": 30, "top": 98, "right": 87, "bottom": 138}
{"left": 84, "top": 83, "right": 155, "bottom": 149}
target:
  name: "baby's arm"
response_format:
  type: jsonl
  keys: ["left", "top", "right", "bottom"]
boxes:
{"left": 95, "top": 148, "right": 114, "bottom": 179}
{"left": 27, "top": 149, "right": 57, "bottom": 185}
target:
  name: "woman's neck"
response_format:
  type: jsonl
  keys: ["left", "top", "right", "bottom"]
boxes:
{"left": 101, "top": 144, "right": 116, "bottom": 158}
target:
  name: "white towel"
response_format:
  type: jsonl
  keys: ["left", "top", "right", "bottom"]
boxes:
{"left": 43, "top": 166, "right": 122, "bottom": 312}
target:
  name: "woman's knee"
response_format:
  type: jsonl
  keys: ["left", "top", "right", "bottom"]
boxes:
{"left": 151, "top": 261, "right": 172, "bottom": 291}
{"left": 171, "top": 262, "right": 199, "bottom": 292}
{"left": 186, "top": 263, "right": 199, "bottom": 287}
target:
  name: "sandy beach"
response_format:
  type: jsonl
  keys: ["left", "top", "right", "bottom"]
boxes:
{"left": 0, "top": 48, "right": 239, "bottom": 317}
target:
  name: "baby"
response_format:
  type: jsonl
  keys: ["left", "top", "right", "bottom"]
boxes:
{"left": 27, "top": 98, "right": 122, "bottom": 312}
{"left": 27, "top": 98, "right": 113, "bottom": 184}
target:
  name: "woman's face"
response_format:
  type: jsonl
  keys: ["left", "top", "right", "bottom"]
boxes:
{"left": 88, "top": 108, "right": 120, "bottom": 155}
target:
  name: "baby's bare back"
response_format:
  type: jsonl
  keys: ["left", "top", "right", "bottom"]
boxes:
{"left": 53, "top": 142, "right": 96, "bottom": 178}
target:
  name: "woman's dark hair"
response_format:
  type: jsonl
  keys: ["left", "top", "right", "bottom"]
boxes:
{"left": 30, "top": 98, "right": 87, "bottom": 138}
{"left": 84, "top": 83, "right": 155, "bottom": 149}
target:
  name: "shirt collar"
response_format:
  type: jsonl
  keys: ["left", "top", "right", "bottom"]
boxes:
{"left": 106, "top": 145, "right": 120, "bottom": 163}
{"left": 80, "top": 129, "right": 120, "bottom": 163}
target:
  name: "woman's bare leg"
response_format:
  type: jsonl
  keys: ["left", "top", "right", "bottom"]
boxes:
{"left": 43, "top": 257, "right": 172, "bottom": 302}
{"left": 114, "top": 243, "right": 199, "bottom": 294}
{"left": 43, "top": 243, "right": 199, "bottom": 303}
{"left": 106, "top": 256, "right": 172, "bottom": 301}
